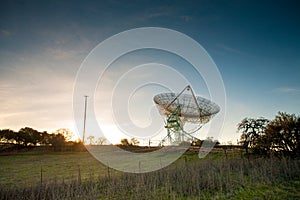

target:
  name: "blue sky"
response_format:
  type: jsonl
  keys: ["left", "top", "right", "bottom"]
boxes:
{"left": 0, "top": 0, "right": 299, "bottom": 144}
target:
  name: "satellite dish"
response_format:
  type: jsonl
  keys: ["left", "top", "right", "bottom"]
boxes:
{"left": 153, "top": 85, "right": 220, "bottom": 145}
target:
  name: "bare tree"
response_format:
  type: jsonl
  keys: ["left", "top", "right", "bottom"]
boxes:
{"left": 87, "top": 135, "right": 95, "bottom": 145}
{"left": 96, "top": 136, "right": 107, "bottom": 145}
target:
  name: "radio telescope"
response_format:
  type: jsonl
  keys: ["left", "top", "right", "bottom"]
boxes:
{"left": 153, "top": 85, "right": 220, "bottom": 145}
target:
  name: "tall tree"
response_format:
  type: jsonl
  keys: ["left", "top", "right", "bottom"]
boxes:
{"left": 0, "top": 129, "right": 16, "bottom": 143}
{"left": 265, "top": 112, "right": 300, "bottom": 157}
{"left": 53, "top": 128, "right": 74, "bottom": 141}
{"left": 120, "top": 138, "right": 130, "bottom": 146}
{"left": 18, "top": 127, "right": 41, "bottom": 146}
{"left": 40, "top": 131, "right": 51, "bottom": 146}
{"left": 49, "top": 133, "right": 66, "bottom": 150}
{"left": 237, "top": 118, "right": 269, "bottom": 154}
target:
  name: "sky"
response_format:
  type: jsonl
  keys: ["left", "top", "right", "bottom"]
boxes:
{"left": 0, "top": 0, "right": 300, "bottom": 144}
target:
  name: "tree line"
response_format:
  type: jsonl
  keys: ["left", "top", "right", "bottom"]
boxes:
{"left": 0, "top": 127, "right": 83, "bottom": 151}
{"left": 238, "top": 112, "right": 300, "bottom": 157}
{"left": 1, "top": 111, "right": 298, "bottom": 156}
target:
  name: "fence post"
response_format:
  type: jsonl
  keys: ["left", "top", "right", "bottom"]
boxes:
{"left": 77, "top": 164, "right": 81, "bottom": 185}
{"left": 40, "top": 165, "right": 43, "bottom": 187}
{"left": 139, "top": 161, "right": 141, "bottom": 173}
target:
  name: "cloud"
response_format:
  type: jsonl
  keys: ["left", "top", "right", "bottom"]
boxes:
{"left": 217, "top": 43, "right": 250, "bottom": 56}
{"left": 0, "top": 29, "right": 11, "bottom": 37}
{"left": 45, "top": 47, "right": 79, "bottom": 61}
{"left": 147, "top": 12, "right": 168, "bottom": 19}
{"left": 180, "top": 15, "right": 192, "bottom": 22}
{"left": 272, "top": 87, "right": 300, "bottom": 94}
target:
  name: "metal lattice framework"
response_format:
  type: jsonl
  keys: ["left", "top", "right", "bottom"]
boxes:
{"left": 153, "top": 85, "right": 220, "bottom": 145}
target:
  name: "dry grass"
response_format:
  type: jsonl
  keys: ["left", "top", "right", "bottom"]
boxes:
{"left": 0, "top": 150, "right": 299, "bottom": 199}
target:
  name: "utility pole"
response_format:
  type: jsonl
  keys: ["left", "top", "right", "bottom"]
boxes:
{"left": 82, "top": 95, "right": 88, "bottom": 144}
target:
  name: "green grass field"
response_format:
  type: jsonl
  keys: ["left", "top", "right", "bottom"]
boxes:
{"left": 0, "top": 147, "right": 299, "bottom": 199}
{"left": 0, "top": 150, "right": 113, "bottom": 187}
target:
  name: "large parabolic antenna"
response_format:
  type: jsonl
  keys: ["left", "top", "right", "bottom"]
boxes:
{"left": 154, "top": 85, "right": 220, "bottom": 145}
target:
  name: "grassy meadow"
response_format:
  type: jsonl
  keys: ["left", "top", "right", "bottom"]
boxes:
{"left": 0, "top": 150, "right": 111, "bottom": 187}
{"left": 0, "top": 147, "right": 299, "bottom": 199}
